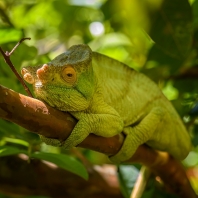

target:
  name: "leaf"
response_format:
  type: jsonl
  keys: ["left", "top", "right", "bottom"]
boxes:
{"left": 144, "top": 44, "right": 183, "bottom": 73}
{"left": 189, "top": 102, "right": 198, "bottom": 116}
{"left": 118, "top": 165, "right": 140, "bottom": 198}
{"left": 0, "top": 146, "right": 27, "bottom": 157}
{"left": 0, "top": 120, "right": 19, "bottom": 137}
{"left": 31, "top": 152, "right": 88, "bottom": 180}
{"left": 191, "top": 125, "right": 198, "bottom": 147}
{"left": 3, "top": 137, "right": 29, "bottom": 147}
{"left": 0, "top": 28, "right": 23, "bottom": 44}
{"left": 118, "top": 165, "right": 178, "bottom": 198}
{"left": 149, "top": 0, "right": 193, "bottom": 58}
{"left": 192, "top": 0, "right": 198, "bottom": 28}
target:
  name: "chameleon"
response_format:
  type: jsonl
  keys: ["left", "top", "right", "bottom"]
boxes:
{"left": 21, "top": 44, "right": 191, "bottom": 163}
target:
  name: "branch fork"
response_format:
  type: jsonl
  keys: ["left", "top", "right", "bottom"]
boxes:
{"left": 0, "top": 38, "right": 33, "bottom": 97}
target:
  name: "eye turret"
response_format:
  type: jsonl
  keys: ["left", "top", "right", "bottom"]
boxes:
{"left": 62, "top": 66, "right": 77, "bottom": 85}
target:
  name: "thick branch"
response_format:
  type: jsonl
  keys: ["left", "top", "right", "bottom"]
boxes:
{"left": 0, "top": 84, "right": 122, "bottom": 156}
{"left": 169, "top": 66, "right": 198, "bottom": 80}
{"left": 0, "top": 85, "right": 197, "bottom": 198}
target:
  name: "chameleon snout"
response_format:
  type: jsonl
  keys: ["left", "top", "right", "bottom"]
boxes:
{"left": 21, "top": 68, "right": 34, "bottom": 84}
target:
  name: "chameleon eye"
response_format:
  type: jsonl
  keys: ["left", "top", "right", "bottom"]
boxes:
{"left": 62, "top": 66, "right": 77, "bottom": 84}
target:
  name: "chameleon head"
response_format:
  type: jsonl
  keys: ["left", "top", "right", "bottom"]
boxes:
{"left": 21, "top": 44, "right": 96, "bottom": 111}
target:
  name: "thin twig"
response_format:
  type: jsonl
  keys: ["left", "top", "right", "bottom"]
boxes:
{"left": 0, "top": 38, "right": 33, "bottom": 97}
{"left": 9, "top": 37, "right": 31, "bottom": 56}
{"left": 130, "top": 166, "right": 151, "bottom": 198}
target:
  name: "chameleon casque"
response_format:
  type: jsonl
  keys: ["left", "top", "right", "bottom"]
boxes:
{"left": 21, "top": 44, "right": 191, "bottom": 163}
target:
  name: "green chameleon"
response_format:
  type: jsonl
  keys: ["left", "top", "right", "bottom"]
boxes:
{"left": 21, "top": 44, "right": 191, "bottom": 163}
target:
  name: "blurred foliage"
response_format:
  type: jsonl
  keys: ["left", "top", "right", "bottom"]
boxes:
{"left": 0, "top": 0, "right": 198, "bottom": 197}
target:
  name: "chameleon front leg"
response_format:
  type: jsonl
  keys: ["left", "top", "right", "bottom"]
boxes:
{"left": 109, "top": 107, "right": 165, "bottom": 163}
{"left": 62, "top": 113, "right": 124, "bottom": 149}
{"left": 40, "top": 112, "right": 124, "bottom": 149}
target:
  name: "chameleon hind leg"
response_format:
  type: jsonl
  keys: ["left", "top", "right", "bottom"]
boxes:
{"left": 109, "top": 107, "right": 164, "bottom": 164}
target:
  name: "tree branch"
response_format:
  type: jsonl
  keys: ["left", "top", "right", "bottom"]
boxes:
{"left": 0, "top": 85, "right": 197, "bottom": 198}
{"left": 168, "top": 66, "right": 198, "bottom": 80}
{"left": 0, "top": 38, "right": 33, "bottom": 97}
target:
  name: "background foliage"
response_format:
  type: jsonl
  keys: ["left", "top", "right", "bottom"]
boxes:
{"left": 0, "top": 0, "right": 198, "bottom": 197}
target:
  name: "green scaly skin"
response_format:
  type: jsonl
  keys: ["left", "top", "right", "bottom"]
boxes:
{"left": 21, "top": 44, "right": 191, "bottom": 163}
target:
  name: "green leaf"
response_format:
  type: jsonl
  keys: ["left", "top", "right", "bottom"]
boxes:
{"left": 3, "top": 137, "right": 29, "bottom": 147}
{"left": 118, "top": 165, "right": 139, "bottom": 198}
{"left": 118, "top": 165, "right": 179, "bottom": 198}
{"left": 192, "top": 132, "right": 198, "bottom": 147}
{"left": 144, "top": 44, "right": 183, "bottom": 73}
{"left": 31, "top": 152, "right": 88, "bottom": 180}
{"left": 149, "top": 0, "right": 193, "bottom": 58}
{"left": 0, "top": 120, "right": 19, "bottom": 137}
{"left": 192, "top": 0, "right": 198, "bottom": 28}
{"left": 0, "top": 146, "right": 28, "bottom": 157}
{"left": 0, "top": 28, "right": 23, "bottom": 44}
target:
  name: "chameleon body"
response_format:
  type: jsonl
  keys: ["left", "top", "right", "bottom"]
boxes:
{"left": 21, "top": 44, "right": 191, "bottom": 163}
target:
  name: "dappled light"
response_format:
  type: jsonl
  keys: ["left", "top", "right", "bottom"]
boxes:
{"left": 0, "top": 0, "right": 198, "bottom": 197}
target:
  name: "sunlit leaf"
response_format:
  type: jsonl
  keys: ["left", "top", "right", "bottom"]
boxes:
{"left": 0, "top": 146, "right": 27, "bottom": 157}
{"left": 31, "top": 152, "right": 88, "bottom": 180}
{"left": 0, "top": 28, "right": 23, "bottom": 44}
{"left": 3, "top": 137, "right": 29, "bottom": 147}
{"left": 183, "top": 151, "right": 198, "bottom": 167}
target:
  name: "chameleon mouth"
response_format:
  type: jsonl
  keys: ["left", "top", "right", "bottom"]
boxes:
{"left": 35, "top": 82, "right": 43, "bottom": 88}
{"left": 38, "top": 84, "right": 72, "bottom": 90}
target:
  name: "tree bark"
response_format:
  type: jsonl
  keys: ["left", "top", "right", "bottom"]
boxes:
{"left": 0, "top": 84, "right": 197, "bottom": 198}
